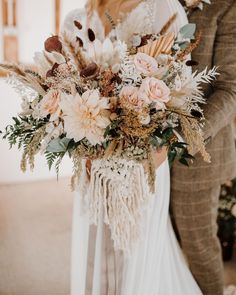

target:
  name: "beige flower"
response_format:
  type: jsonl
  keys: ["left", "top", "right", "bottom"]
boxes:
{"left": 231, "top": 204, "right": 236, "bottom": 217}
{"left": 39, "top": 89, "right": 61, "bottom": 121}
{"left": 185, "top": 0, "right": 199, "bottom": 7}
{"left": 184, "top": 0, "right": 210, "bottom": 9}
{"left": 134, "top": 52, "right": 159, "bottom": 76}
{"left": 119, "top": 85, "right": 144, "bottom": 110}
{"left": 138, "top": 77, "right": 170, "bottom": 110}
{"left": 34, "top": 51, "right": 66, "bottom": 78}
{"left": 60, "top": 90, "right": 110, "bottom": 145}
{"left": 87, "top": 38, "right": 127, "bottom": 71}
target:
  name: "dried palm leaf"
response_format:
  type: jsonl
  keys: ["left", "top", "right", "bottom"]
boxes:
{"left": 104, "top": 140, "right": 118, "bottom": 159}
{"left": 138, "top": 32, "right": 175, "bottom": 57}
{"left": 0, "top": 63, "right": 46, "bottom": 96}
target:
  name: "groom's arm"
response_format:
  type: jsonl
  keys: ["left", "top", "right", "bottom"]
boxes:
{"left": 202, "top": 0, "right": 236, "bottom": 140}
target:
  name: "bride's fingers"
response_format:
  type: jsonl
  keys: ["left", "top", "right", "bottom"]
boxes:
{"left": 153, "top": 146, "right": 168, "bottom": 169}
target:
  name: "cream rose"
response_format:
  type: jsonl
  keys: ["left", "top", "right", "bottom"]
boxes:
{"left": 119, "top": 85, "right": 144, "bottom": 110}
{"left": 138, "top": 77, "right": 170, "bottom": 110}
{"left": 39, "top": 89, "right": 61, "bottom": 121}
{"left": 134, "top": 52, "right": 159, "bottom": 76}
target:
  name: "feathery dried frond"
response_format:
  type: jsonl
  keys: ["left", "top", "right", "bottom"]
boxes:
{"left": 105, "top": 10, "right": 116, "bottom": 30}
{"left": 159, "top": 13, "right": 178, "bottom": 35}
{"left": 61, "top": 32, "right": 87, "bottom": 70}
{"left": 138, "top": 32, "right": 175, "bottom": 57}
{"left": 115, "top": 2, "right": 152, "bottom": 46}
{"left": 0, "top": 63, "right": 26, "bottom": 77}
{"left": 180, "top": 115, "right": 211, "bottom": 162}
{"left": 0, "top": 63, "right": 46, "bottom": 96}
{"left": 177, "top": 31, "right": 202, "bottom": 60}
{"left": 21, "top": 126, "right": 46, "bottom": 172}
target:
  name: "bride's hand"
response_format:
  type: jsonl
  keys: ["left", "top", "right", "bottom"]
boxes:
{"left": 143, "top": 146, "right": 168, "bottom": 171}
{"left": 86, "top": 147, "right": 168, "bottom": 178}
{"left": 152, "top": 146, "right": 168, "bottom": 169}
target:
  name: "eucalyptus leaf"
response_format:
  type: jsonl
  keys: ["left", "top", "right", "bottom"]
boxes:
{"left": 46, "top": 137, "right": 71, "bottom": 153}
{"left": 179, "top": 157, "right": 189, "bottom": 167}
{"left": 182, "top": 153, "right": 195, "bottom": 160}
{"left": 172, "top": 142, "right": 188, "bottom": 149}
{"left": 179, "top": 24, "right": 196, "bottom": 40}
{"left": 178, "top": 41, "right": 190, "bottom": 50}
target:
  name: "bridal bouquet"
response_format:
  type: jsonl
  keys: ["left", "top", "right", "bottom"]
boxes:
{"left": 1, "top": 17, "right": 217, "bottom": 250}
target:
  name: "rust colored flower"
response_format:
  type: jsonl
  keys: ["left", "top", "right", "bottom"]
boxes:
{"left": 74, "top": 20, "right": 82, "bottom": 30}
{"left": 88, "top": 28, "right": 96, "bottom": 42}
{"left": 99, "top": 69, "right": 115, "bottom": 97}
{"left": 44, "top": 36, "right": 62, "bottom": 53}
{"left": 80, "top": 62, "right": 99, "bottom": 79}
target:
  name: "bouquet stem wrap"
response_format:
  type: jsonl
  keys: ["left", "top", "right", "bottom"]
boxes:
{"left": 79, "top": 158, "right": 153, "bottom": 252}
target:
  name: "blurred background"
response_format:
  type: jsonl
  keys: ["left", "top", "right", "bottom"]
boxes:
{"left": 0, "top": 1, "right": 85, "bottom": 295}
{"left": 0, "top": 0, "right": 88, "bottom": 183}
{"left": 0, "top": 1, "right": 235, "bottom": 295}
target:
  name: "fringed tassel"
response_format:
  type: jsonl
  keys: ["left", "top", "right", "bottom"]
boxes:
{"left": 79, "top": 158, "right": 153, "bottom": 252}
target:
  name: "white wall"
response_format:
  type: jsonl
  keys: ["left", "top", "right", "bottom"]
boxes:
{"left": 61, "top": 0, "right": 86, "bottom": 23}
{"left": 0, "top": 0, "right": 88, "bottom": 183}
{"left": 0, "top": 0, "right": 3, "bottom": 61}
{"left": 17, "top": 0, "right": 55, "bottom": 63}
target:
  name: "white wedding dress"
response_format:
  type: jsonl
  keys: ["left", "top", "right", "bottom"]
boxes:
{"left": 63, "top": 1, "right": 203, "bottom": 294}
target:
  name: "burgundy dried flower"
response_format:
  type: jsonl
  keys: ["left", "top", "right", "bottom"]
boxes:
{"left": 186, "top": 60, "right": 198, "bottom": 66}
{"left": 76, "top": 36, "right": 84, "bottom": 47}
{"left": 46, "top": 63, "right": 60, "bottom": 78}
{"left": 80, "top": 62, "right": 99, "bottom": 78}
{"left": 44, "top": 36, "right": 62, "bottom": 53}
{"left": 74, "top": 20, "right": 83, "bottom": 30}
{"left": 88, "top": 28, "right": 95, "bottom": 42}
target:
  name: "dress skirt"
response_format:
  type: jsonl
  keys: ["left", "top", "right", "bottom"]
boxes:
{"left": 71, "top": 160, "right": 202, "bottom": 295}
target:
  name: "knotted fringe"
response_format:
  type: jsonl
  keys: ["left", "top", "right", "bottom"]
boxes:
{"left": 78, "top": 158, "right": 153, "bottom": 252}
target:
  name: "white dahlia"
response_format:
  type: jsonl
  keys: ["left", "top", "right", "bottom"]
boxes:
{"left": 60, "top": 90, "right": 110, "bottom": 145}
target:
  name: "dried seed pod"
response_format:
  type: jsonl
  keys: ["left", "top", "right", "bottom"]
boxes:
{"left": 190, "top": 110, "right": 203, "bottom": 118}
{"left": 74, "top": 20, "right": 82, "bottom": 30}
{"left": 140, "top": 34, "right": 152, "bottom": 47}
{"left": 111, "top": 75, "right": 122, "bottom": 84}
{"left": 80, "top": 62, "right": 99, "bottom": 78}
{"left": 46, "top": 63, "right": 60, "bottom": 78}
{"left": 44, "top": 36, "right": 62, "bottom": 53}
{"left": 76, "top": 36, "right": 84, "bottom": 47}
{"left": 88, "top": 28, "right": 95, "bottom": 42}
{"left": 186, "top": 60, "right": 198, "bottom": 66}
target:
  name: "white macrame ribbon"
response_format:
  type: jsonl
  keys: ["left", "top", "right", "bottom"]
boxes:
{"left": 78, "top": 158, "right": 153, "bottom": 252}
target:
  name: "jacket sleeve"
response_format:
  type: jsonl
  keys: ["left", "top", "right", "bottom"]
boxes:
{"left": 203, "top": 0, "right": 236, "bottom": 139}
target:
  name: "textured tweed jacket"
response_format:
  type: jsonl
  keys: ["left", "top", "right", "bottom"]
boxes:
{"left": 172, "top": 0, "right": 236, "bottom": 191}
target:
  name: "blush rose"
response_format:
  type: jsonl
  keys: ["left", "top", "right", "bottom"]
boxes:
{"left": 138, "top": 77, "right": 170, "bottom": 110}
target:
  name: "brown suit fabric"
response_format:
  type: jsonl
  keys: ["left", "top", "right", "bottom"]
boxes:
{"left": 171, "top": 1, "right": 236, "bottom": 294}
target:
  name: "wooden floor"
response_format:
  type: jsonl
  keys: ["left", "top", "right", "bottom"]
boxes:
{"left": 0, "top": 178, "right": 72, "bottom": 295}
{"left": 0, "top": 178, "right": 235, "bottom": 295}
